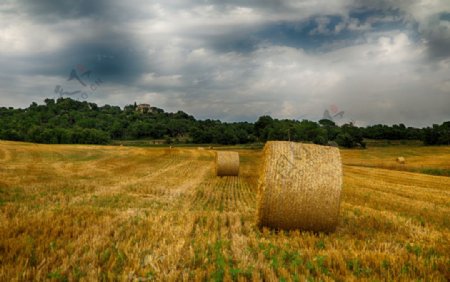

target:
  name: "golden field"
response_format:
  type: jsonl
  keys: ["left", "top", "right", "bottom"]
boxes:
{"left": 0, "top": 141, "right": 449, "bottom": 281}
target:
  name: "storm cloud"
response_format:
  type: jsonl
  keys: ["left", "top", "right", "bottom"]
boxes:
{"left": 0, "top": 0, "right": 449, "bottom": 126}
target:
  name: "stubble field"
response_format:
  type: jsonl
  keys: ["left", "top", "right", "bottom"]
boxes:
{"left": 0, "top": 141, "right": 449, "bottom": 281}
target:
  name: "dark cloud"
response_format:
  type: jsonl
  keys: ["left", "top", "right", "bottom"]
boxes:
{"left": 350, "top": 1, "right": 450, "bottom": 61}
{"left": 16, "top": 0, "right": 156, "bottom": 24}
{"left": 2, "top": 36, "right": 147, "bottom": 88}
{"left": 206, "top": 31, "right": 260, "bottom": 54}
{"left": 202, "top": 11, "right": 416, "bottom": 54}
{"left": 174, "top": 0, "right": 291, "bottom": 13}
{"left": 5, "top": 1, "right": 149, "bottom": 83}
{"left": 254, "top": 18, "right": 357, "bottom": 50}
{"left": 424, "top": 18, "right": 450, "bottom": 60}
{"left": 56, "top": 34, "right": 148, "bottom": 84}
{"left": 17, "top": 0, "right": 110, "bottom": 21}
{"left": 426, "top": 36, "right": 450, "bottom": 60}
{"left": 350, "top": 0, "right": 406, "bottom": 11}
{"left": 440, "top": 12, "right": 450, "bottom": 21}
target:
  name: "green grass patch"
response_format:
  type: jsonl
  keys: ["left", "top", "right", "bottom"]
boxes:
{"left": 0, "top": 186, "right": 32, "bottom": 204}
{"left": 415, "top": 168, "right": 450, "bottom": 177}
{"left": 47, "top": 270, "right": 68, "bottom": 282}
{"left": 64, "top": 152, "right": 103, "bottom": 162}
{"left": 86, "top": 194, "right": 136, "bottom": 209}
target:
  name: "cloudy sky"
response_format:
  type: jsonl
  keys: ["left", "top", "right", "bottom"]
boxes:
{"left": 1, "top": 0, "right": 449, "bottom": 126}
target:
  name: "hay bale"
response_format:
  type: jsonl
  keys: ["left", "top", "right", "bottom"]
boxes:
{"left": 215, "top": 151, "right": 239, "bottom": 176}
{"left": 257, "top": 141, "right": 342, "bottom": 232}
{"left": 396, "top": 156, "right": 405, "bottom": 164}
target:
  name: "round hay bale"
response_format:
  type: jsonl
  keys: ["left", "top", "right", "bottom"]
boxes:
{"left": 257, "top": 141, "right": 342, "bottom": 232}
{"left": 215, "top": 151, "right": 239, "bottom": 176}
{"left": 396, "top": 156, "right": 405, "bottom": 164}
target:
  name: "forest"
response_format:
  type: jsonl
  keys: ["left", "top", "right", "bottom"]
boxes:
{"left": 0, "top": 98, "right": 448, "bottom": 147}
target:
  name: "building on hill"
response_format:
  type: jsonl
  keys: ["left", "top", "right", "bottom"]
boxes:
{"left": 136, "top": 103, "right": 151, "bottom": 113}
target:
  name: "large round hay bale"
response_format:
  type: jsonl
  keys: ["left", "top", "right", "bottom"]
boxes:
{"left": 257, "top": 141, "right": 342, "bottom": 232}
{"left": 215, "top": 151, "right": 239, "bottom": 176}
{"left": 396, "top": 156, "right": 405, "bottom": 164}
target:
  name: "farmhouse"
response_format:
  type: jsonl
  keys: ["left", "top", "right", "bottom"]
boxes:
{"left": 136, "top": 103, "right": 151, "bottom": 113}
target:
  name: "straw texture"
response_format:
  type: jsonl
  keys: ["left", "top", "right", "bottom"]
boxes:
{"left": 257, "top": 141, "right": 342, "bottom": 232}
{"left": 215, "top": 151, "right": 239, "bottom": 176}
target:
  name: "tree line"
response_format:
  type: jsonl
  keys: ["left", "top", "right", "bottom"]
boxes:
{"left": 0, "top": 98, "right": 448, "bottom": 147}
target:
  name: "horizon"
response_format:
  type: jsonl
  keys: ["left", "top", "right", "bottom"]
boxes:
{"left": 4, "top": 97, "right": 448, "bottom": 129}
{"left": 1, "top": 1, "right": 449, "bottom": 127}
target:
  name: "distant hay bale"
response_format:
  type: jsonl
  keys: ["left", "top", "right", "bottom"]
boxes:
{"left": 257, "top": 141, "right": 342, "bottom": 232}
{"left": 396, "top": 156, "right": 405, "bottom": 164}
{"left": 215, "top": 151, "right": 239, "bottom": 176}
{"left": 197, "top": 147, "right": 205, "bottom": 150}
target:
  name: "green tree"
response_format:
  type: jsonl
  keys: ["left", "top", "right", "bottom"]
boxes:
{"left": 254, "top": 115, "right": 274, "bottom": 141}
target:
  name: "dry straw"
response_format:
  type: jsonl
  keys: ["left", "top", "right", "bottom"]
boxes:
{"left": 396, "top": 156, "right": 405, "bottom": 164}
{"left": 257, "top": 141, "right": 342, "bottom": 232}
{"left": 215, "top": 151, "right": 239, "bottom": 176}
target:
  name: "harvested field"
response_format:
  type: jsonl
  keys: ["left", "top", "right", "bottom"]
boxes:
{"left": 0, "top": 141, "right": 449, "bottom": 281}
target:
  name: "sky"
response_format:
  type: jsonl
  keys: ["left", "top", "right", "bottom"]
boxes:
{"left": 0, "top": 0, "right": 449, "bottom": 127}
